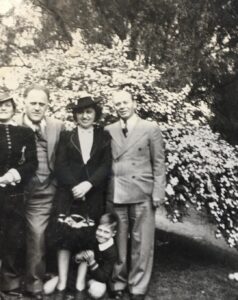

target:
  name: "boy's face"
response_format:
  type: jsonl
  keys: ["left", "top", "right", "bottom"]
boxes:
{"left": 96, "top": 224, "right": 115, "bottom": 244}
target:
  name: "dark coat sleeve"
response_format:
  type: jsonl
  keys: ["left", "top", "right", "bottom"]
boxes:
{"left": 16, "top": 127, "right": 38, "bottom": 183}
{"left": 55, "top": 131, "right": 79, "bottom": 187}
{"left": 89, "top": 245, "right": 117, "bottom": 283}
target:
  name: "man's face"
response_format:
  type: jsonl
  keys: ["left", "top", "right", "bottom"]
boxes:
{"left": 112, "top": 91, "right": 136, "bottom": 121}
{"left": 96, "top": 224, "right": 115, "bottom": 244}
{"left": 24, "top": 89, "right": 48, "bottom": 124}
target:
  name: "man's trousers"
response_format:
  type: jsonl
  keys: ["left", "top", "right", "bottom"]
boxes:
{"left": 24, "top": 178, "right": 56, "bottom": 293}
{"left": 110, "top": 201, "right": 155, "bottom": 295}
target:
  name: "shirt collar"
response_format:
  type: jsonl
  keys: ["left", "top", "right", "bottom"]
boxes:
{"left": 77, "top": 125, "right": 94, "bottom": 134}
{"left": 24, "top": 114, "right": 46, "bottom": 132}
{"left": 120, "top": 113, "right": 138, "bottom": 130}
{"left": 98, "top": 238, "right": 114, "bottom": 251}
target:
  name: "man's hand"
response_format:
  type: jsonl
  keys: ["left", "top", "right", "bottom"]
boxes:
{"left": 72, "top": 181, "right": 92, "bottom": 199}
{"left": 152, "top": 199, "right": 162, "bottom": 209}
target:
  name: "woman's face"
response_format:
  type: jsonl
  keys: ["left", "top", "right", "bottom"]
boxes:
{"left": 76, "top": 107, "right": 96, "bottom": 129}
{"left": 0, "top": 100, "right": 14, "bottom": 123}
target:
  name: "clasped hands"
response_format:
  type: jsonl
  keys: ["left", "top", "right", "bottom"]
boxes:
{"left": 75, "top": 250, "right": 95, "bottom": 265}
{"left": 0, "top": 173, "right": 16, "bottom": 187}
{"left": 72, "top": 181, "right": 92, "bottom": 199}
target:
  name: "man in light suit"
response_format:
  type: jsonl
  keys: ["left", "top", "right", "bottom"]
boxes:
{"left": 106, "top": 90, "right": 166, "bottom": 300}
{"left": 15, "top": 85, "right": 64, "bottom": 299}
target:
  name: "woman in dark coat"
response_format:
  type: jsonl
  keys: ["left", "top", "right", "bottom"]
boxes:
{"left": 53, "top": 96, "right": 112, "bottom": 295}
{"left": 0, "top": 93, "right": 38, "bottom": 293}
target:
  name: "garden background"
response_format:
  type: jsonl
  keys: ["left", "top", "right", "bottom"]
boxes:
{"left": 0, "top": 1, "right": 238, "bottom": 298}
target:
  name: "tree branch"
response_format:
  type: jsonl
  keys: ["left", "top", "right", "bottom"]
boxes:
{"left": 33, "top": 0, "right": 73, "bottom": 46}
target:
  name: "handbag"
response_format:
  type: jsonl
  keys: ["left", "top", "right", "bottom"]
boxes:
{"left": 57, "top": 213, "right": 95, "bottom": 229}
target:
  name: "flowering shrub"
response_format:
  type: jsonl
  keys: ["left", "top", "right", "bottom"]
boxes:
{"left": 163, "top": 125, "right": 238, "bottom": 247}
{"left": 1, "top": 38, "right": 238, "bottom": 247}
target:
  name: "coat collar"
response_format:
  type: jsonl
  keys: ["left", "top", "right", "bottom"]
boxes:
{"left": 70, "top": 126, "right": 101, "bottom": 160}
{"left": 98, "top": 238, "right": 114, "bottom": 251}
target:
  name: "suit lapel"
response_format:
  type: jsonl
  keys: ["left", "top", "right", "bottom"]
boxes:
{"left": 113, "top": 117, "right": 146, "bottom": 159}
{"left": 45, "top": 117, "right": 57, "bottom": 163}
{"left": 109, "top": 121, "right": 125, "bottom": 149}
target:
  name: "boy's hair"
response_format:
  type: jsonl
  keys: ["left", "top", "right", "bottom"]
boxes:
{"left": 99, "top": 213, "right": 119, "bottom": 232}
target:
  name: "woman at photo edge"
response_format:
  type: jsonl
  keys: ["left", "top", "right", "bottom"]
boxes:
{"left": 0, "top": 93, "right": 38, "bottom": 293}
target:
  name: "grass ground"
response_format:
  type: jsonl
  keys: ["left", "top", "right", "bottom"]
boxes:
{"left": 147, "top": 231, "right": 238, "bottom": 300}
{"left": 2, "top": 231, "right": 238, "bottom": 300}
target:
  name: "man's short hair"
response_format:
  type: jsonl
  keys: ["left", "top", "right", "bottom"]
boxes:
{"left": 99, "top": 213, "right": 119, "bottom": 232}
{"left": 23, "top": 84, "right": 50, "bottom": 100}
{"left": 112, "top": 89, "right": 134, "bottom": 102}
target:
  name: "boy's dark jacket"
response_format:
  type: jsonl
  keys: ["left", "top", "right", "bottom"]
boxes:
{"left": 89, "top": 242, "right": 117, "bottom": 283}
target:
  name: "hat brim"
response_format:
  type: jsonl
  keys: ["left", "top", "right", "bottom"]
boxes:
{"left": 67, "top": 96, "right": 101, "bottom": 111}
{"left": 0, "top": 94, "right": 14, "bottom": 103}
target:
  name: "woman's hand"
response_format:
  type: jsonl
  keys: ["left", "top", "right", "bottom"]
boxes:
{"left": 0, "top": 169, "right": 21, "bottom": 187}
{"left": 71, "top": 220, "right": 89, "bottom": 229}
{"left": 72, "top": 181, "right": 92, "bottom": 199}
{"left": 0, "top": 173, "right": 15, "bottom": 187}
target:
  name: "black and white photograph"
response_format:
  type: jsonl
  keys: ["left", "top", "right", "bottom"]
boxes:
{"left": 0, "top": 1, "right": 238, "bottom": 299}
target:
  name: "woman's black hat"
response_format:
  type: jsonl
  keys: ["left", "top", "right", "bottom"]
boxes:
{"left": 67, "top": 96, "right": 98, "bottom": 111}
{"left": 67, "top": 96, "right": 102, "bottom": 121}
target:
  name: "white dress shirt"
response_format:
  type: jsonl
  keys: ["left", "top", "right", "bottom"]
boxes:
{"left": 23, "top": 114, "right": 46, "bottom": 135}
{"left": 77, "top": 126, "right": 94, "bottom": 164}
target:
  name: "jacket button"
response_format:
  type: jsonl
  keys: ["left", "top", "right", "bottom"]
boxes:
{"left": 138, "top": 148, "right": 142, "bottom": 151}
{"left": 132, "top": 176, "right": 135, "bottom": 179}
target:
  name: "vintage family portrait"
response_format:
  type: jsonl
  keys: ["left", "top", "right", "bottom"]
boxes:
{"left": 0, "top": 1, "right": 237, "bottom": 299}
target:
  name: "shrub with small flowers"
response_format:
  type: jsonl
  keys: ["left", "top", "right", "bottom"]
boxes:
{"left": 1, "top": 38, "right": 238, "bottom": 247}
{"left": 163, "top": 125, "right": 238, "bottom": 247}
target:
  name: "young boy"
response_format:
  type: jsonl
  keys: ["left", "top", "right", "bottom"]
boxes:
{"left": 44, "top": 213, "right": 118, "bottom": 300}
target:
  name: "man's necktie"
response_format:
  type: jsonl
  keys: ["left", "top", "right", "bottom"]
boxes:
{"left": 122, "top": 120, "right": 128, "bottom": 137}
{"left": 35, "top": 124, "right": 43, "bottom": 140}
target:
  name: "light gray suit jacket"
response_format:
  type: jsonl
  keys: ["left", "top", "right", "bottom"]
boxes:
{"left": 106, "top": 116, "right": 166, "bottom": 205}
{"left": 15, "top": 114, "right": 64, "bottom": 172}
